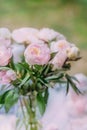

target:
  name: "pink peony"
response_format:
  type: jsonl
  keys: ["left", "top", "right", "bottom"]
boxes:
{"left": 6, "top": 70, "right": 17, "bottom": 81}
{"left": 44, "top": 124, "right": 59, "bottom": 130}
{"left": 66, "top": 92, "right": 87, "bottom": 117}
{"left": 0, "top": 28, "right": 11, "bottom": 39}
{"left": 0, "top": 28, "right": 11, "bottom": 47}
{"left": 70, "top": 117, "right": 87, "bottom": 130}
{"left": 56, "top": 33, "right": 66, "bottom": 41}
{"left": 38, "top": 28, "right": 58, "bottom": 42}
{"left": 0, "top": 37, "right": 11, "bottom": 47}
{"left": 12, "top": 27, "right": 39, "bottom": 43}
{"left": 0, "top": 115, "right": 16, "bottom": 130}
{"left": 11, "top": 43, "right": 25, "bottom": 63}
{"left": 66, "top": 74, "right": 87, "bottom": 117}
{"left": 50, "top": 52, "right": 67, "bottom": 69}
{"left": 24, "top": 43, "right": 50, "bottom": 65}
{"left": 0, "top": 46, "right": 12, "bottom": 66}
{"left": 0, "top": 70, "right": 16, "bottom": 84}
{"left": 50, "top": 40, "right": 70, "bottom": 53}
{"left": 27, "top": 35, "right": 44, "bottom": 44}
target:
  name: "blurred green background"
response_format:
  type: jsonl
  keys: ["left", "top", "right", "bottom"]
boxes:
{"left": 0, "top": 0, "right": 87, "bottom": 74}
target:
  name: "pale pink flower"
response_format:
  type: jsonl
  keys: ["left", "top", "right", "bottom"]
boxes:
{"left": 24, "top": 43, "right": 50, "bottom": 65}
{"left": 66, "top": 93, "right": 87, "bottom": 117}
{"left": 50, "top": 52, "right": 67, "bottom": 69}
{"left": 11, "top": 43, "right": 25, "bottom": 63}
{"left": 0, "top": 70, "right": 16, "bottom": 84}
{"left": 56, "top": 33, "right": 66, "bottom": 41}
{"left": 0, "top": 28, "right": 11, "bottom": 39}
{"left": 12, "top": 27, "right": 39, "bottom": 43}
{"left": 38, "top": 28, "right": 58, "bottom": 42}
{"left": 0, "top": 46, "right": 12, "bottom": 66}
{"left": 6, "top": 70, "right": 17, "bottom": 81}
{"left": 70, "top": 117, "right": 87, "bottom": 130}
{"left": 0, "top": 28, "right": 11, "bottom": 47}
{"left": 0, "top": 75, "right": 11, "bottom": 84}
{"left": 66, "top": 46, "right": 80, "bottom": 60}
{"left": 26, "top": 35, "right": 44, "bottom": 44}
{"left": 0, "top": 115, "right": 16, "bottom": 130}
{"left": 67, "top": 74, "right": 87, "bottom": 117}
{"left": 44, "top": 124, "right": 59, "bottom": 130}
{"left": 0, "top": 71, "right": 11, "bottom": 84}
{"left": 50, "top": 40, "right": 70, "bottom": 53}
{"left": 0, "top": 38, "right": 11, "bottom": 47}
{"left": 0, "top": 71, "right": 6, "bottom": 77}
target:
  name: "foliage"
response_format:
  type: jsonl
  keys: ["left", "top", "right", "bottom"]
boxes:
{"left": 0, "top": 58, "right": 81, "bottom": 113}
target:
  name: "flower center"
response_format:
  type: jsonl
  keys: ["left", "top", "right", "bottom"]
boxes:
{"left": 58, "top": 43, "right": 65, "bottom": 49}
{"left": 31, "top": 47, "right": 40, "bottom": 56}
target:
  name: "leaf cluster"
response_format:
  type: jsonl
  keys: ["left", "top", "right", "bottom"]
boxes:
{"left": 0, "top": 58, "right": 81, "bottom": 114}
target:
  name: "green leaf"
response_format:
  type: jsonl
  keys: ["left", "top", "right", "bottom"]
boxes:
{"left": 38, "top": 78, "right": 49, "bottom": 88}
{"left": 18, "top": 74, "right": 30, "bottom": 88}
{"left": 63, "top": 62, "right": 71, "bottom": 70}
{"left": 14, "top": 63, "right": 24, "bottom": 72}
{"left": 66, "top": 80, "right": 69, "bottom": 94}
{"left": 71, "top": 76, "right": 79, "bottom": 83}
{"left": 0, "top": 67, "right": 10, "bottom": 70}
{"left": 37, "top": 93, "right": 46, "bottom": 115}
{"left": 41, "top": 64, "right": 51, "bottom": 76}
{"left": 8, "top": 57, "right": 15, "bottom": 70}
{"left": 44, "top": 88, "right": 49, "bottom": 105}
{"left": 70, "top": 81, "right": 81, "bottom": 94}
{"left": 0, "top": 90, "right": 11, "bottom": 104}
{"left": 20, "top": 62, "right": 29, "bottom": 70}
{"left": 50, "top": 52, "right": 57, "bottom": 59}
{"left": 44, "top": 65, "right": 51, "bottom": 76}
{"left": 4, "top": 90, "right": 19, "bottom": 112}
{"left": 65, "top": 74, "right": 81, "bottom": 94}
{"left": 45, "top": 73, "right": 64, "bottom": 81}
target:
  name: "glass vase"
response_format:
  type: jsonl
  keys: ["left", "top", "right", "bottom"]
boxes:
{"left": 16, "top": 91, "right": 41, "bottom": 130}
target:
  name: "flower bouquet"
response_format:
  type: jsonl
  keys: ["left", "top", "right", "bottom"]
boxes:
{"left": 0, "top": 27, "right": 81, "bottom": 130}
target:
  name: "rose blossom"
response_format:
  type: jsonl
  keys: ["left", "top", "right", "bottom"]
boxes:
{"left": 50, "top": 40, "right": 70, "bottom": 53}
{"left": 50, "top": 52, "right": 67, "bottom": 70}
{"left": 12, "top": 27, "right": 39, "bottom": 43}
{"left": 24, "top": 43, "right": 50, "bottom": 65}
{"left": 38, "top": 28, "right": 58, "bottom": 42}
{"left": 0, "top": 70, "right": 16, "bottom": 84}
{"left": 0, "top": 46, "right": 12, "bottom": 66}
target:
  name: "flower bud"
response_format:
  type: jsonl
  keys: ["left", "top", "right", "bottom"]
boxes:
{"left": 66, "top": 46, "right": 80, "bottom": 60}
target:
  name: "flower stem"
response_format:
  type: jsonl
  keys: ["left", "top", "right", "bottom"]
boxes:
{"left": 29, "top": 91, "right": 38, "bottom": 130}
{"left": 19, "top": 91, "right": 38, "bottom": 130}
{"left": 20, "top": 98, "right": 28, "bottom": 130}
